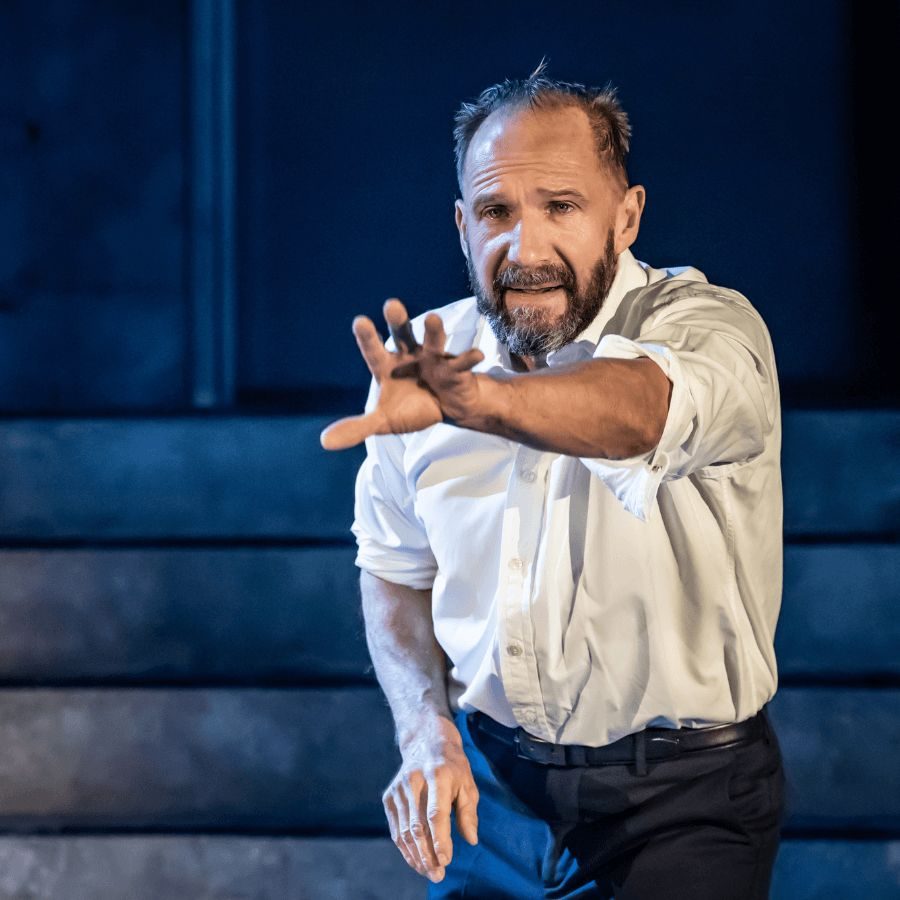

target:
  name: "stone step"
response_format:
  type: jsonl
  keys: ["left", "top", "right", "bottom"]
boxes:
{"left": 0, "top": 412, "right": 896, "bottom": 540}
{"left": 0, "top": 687, "right": 892, "bottom": 831}
{"left": 0, "top": 544, "right": 895, "bottom": 683}
{"left": 0, "top": 836, "right": 893, "bottom": 899}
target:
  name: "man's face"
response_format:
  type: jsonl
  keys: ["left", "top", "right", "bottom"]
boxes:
{"left": 464, "top": 228, "right": 617, "bottom": 358}
{"left": 455, "top": 104, "right": 639, "bottom": 359}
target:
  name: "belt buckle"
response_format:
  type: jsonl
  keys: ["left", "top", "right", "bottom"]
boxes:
{"left": 516, "top": 731, "right": 567, "bottom": 765}
{"left": 647, "top": 733, "right": 681, "bottom": 757}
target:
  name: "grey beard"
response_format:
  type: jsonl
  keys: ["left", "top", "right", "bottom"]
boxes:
{"left": 468, "top": 231, "right": 618, "bottom": 359}
{"left": 488, "top": 300, "right": 583, "bottom": 357}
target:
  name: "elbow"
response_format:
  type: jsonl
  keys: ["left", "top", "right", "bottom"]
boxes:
{"left": 628, "top": 413, "right": 661, "bottom": 457}
{"left": 620, "top": 423, "right": 662, "bottom": 459}
{"left": 590, "top": 365, "right": 672, "bottom": 460}
{"left": 634, "top": 366, "right": 672, "bottom": 456}
{"left": 640, "top": 407, "right": 667, "bottom": 455}
{"left": 598, "top": 420, "right": 660, "bottom": 460}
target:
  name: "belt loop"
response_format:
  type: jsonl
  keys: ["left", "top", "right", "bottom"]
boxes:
{"left": 635, "top": 729, "right": 648, "bottom": 776}
{"left": 761, "top": 706, "right": 772, "bottom": 747}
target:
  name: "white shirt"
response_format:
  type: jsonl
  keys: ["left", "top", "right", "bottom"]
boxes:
{"left": 352, "top": 247, "right": 782, "bottom": 747}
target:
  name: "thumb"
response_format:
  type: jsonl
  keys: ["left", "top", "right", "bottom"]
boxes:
{"left": 319, "top": 412, "right": 380, "bottom": 450}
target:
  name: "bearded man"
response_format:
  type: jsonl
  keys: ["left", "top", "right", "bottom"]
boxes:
{"left": 322, "top": 68, "right": 785, "bottom": 899}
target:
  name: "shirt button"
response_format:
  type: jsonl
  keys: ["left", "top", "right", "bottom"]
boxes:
{"left": 506, "top": 643, "right": 523, "bottom": 657}
{"left": 520, "top": 469, "right": 537, "bottom": 483}
{"left": 508, "top": 557, "right": 524, "bottom": 571}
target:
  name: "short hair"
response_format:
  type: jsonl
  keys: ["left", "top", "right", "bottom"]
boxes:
{"left": 453, "top": 61, "right": 632, "bottom": 194}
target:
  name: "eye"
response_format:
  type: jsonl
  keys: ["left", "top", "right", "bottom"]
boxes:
{"left": 481, "top": 206, "right": 508, "bottom": 220}
{"left": 551, "top": 201, "right": 575, "bottom": 214}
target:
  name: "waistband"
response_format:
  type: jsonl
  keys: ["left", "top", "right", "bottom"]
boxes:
{"left": 469, "top": 708, "right": 769, "bottom": 773}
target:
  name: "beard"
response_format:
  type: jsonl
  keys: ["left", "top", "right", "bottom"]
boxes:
{"left": 467, "top": 229, "right": 618, "bottom": 359}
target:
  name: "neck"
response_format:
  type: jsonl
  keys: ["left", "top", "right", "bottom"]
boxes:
{"left": 511, "top": 351, "right": 548, "bottom": 372}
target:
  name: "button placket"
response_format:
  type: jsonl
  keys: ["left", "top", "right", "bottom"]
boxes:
{"left": 505, "top": 447, "right": 551, "bottom": 736}
{"left": 498, "top": 483, "right": 529, "bottom": 709}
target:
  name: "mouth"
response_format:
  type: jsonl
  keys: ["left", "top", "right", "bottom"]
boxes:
{"left": 505, "top": 284, "right": 562, "bottom": 295}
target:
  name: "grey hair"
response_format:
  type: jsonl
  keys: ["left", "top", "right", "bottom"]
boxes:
{"left": 453, "top": 59, "right": 632, "bottom": 193}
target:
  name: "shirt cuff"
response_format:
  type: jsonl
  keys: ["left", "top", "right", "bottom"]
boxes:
{"left": 352, "top": 544, "right": 438, "bottom": 591}
{"left": 350, "top": 435, "right": 439, "bottom": 590}
{"left": 577, "top": 334, "right": 696, "bottom": 522}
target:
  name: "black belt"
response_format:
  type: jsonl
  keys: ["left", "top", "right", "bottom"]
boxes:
{"left": 470, "top": 708, "right": 767, "bottom": 773}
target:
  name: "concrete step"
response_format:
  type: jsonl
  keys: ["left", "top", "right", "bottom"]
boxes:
{"left": 0, "top": 836, "right": 892, "bottom": 899}
{"left": 0, "top": 544, "right": 895, "bottom": 684}
{"left": 0, "top": 411, "right": 896, "bottom": 540}
{"left": 0, "top": 687, "right": 891, "bottom": 831}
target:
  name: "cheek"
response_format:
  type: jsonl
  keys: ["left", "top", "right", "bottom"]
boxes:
{"left": 570, "top": 236, "right": 611, "bottom": 283}
{"left": 565, "top": 223, "right": 603, "bottom": 259}
{"left": 472, "top": 242, "right": 506, "bottom": 284}
{"left": 476, "top": 227, "right": 505, "bottom": 250}
{"left": 564, "top": 214, "right": 606, "bottom": 247}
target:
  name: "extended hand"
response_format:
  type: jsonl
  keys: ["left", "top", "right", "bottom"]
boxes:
{"left": 383, "top": 719, "right": 479, "bottom": 883}
{"left": 320, "top": 299, "right": 485, "bottom": 450}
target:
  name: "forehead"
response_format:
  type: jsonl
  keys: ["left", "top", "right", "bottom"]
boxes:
{"left": 462, "top": 103, "right": 605, "bottom": 195}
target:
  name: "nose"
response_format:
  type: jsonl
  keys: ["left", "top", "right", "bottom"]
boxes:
{"left": 506, "top": 210, "right": 554, "bottom": 268}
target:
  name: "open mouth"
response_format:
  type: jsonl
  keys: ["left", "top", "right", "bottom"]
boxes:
{"left": 506, "top": 284, "right": 562, "bottom": 294}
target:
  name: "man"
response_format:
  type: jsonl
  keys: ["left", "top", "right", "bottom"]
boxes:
{"left": 321, "top": 68, "right": 785, "bottom": 899}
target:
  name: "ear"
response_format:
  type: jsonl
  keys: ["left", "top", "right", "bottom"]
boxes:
{"left": 455, "top": 199, "right": 469, "bottom": 260}
{"left": 614, "top": 184, "right": 646, "bottom": 255}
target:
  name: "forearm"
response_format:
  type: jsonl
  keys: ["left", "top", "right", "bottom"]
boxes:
{"left": 459, "top": 357, "right": 671, "bottom": 459}
{"left": 360, "top": 570, "right": 456, "bottom": 753}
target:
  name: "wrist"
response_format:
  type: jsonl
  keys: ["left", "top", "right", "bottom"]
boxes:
{"left": 397, "top": 709, "right": 462, "bottom": 757}
{"left": 454, "top": 372, "right": 513, "bottom": 433}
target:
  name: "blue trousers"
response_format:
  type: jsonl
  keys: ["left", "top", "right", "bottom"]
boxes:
{"left": 428, "top": 708, "right": 785, "bottom": 899}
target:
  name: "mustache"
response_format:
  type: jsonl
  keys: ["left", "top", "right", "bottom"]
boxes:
{"left": 493, "top": 263, "right": 575, "bottom": 292}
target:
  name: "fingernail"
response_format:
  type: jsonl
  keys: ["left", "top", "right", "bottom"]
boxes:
{"left": 438, "top": 852, "right": 449, "bottom": 866}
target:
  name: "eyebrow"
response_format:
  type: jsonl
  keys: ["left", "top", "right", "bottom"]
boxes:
{"left": 536, "top": 187, "right": 588, "bottom": 202}
{"left": 471, "top": 188, "right": 588, "bottom": 208}
{"left": 471, "top": 192, "right": 506, "bottom": 209}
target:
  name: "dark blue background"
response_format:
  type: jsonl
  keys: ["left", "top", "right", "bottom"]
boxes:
{"left": 238, "top": 0, "right": 866, "bottom": 408}
{"left": 1, "top": 0, "right": 897, "bottom": 412}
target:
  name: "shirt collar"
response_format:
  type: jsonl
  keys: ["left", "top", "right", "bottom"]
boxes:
{"left": 473, "top": 247, "right": 650, "bottom": 373}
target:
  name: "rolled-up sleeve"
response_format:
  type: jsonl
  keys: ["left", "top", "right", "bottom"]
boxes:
{"left": 351, "top": 378, "right": 438, "bottom": 589}
{"left": 579, "top": 286, "right": 778, "bottom": 522}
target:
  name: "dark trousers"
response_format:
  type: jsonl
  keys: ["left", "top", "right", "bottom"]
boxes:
{"left": 428, "top": 707, "right": 785, "bottom": 899}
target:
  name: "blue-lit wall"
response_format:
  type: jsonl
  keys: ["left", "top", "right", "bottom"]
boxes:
{"left": 2, "top": 0, "right": 897, "bottom": 412}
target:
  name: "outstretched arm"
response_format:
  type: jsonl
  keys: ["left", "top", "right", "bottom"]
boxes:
{"left": 321, "top": 299, "right": 671, "bottom": 458}
{"left": 457, "top": 350, "right": 671, "bottom": 458}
